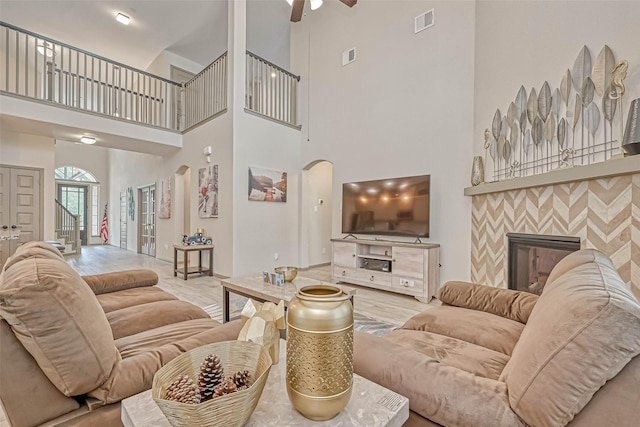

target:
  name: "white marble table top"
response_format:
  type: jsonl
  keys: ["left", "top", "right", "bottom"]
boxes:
{"left": 221, "top": 274, "right": 332, "bottom": 306}
{"left": 122, "top": 340, "right": 408, "bottom": 427}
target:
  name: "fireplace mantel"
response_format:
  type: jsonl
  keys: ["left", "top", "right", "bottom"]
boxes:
{"left": 464, "top": 155, "right": 640, "bottom": 196}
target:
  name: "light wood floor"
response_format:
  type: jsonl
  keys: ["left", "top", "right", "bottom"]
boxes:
{"left": 67, "top": 245, "right": 439, "bottom": 326}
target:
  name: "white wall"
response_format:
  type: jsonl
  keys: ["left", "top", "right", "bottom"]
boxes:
{"left": 473, "top": 1, "right": 640, "bottom": 158}
{"left": 157, "top": 113, "right": 235, "bottom": 275}
{"left": 247, "top": 0, "right": 291, "bottom": 69}
{"left": 0, "top": 130, "right": 56, "bottom": 240}
{"left": 306, "top": 161, "right": 333, "bottom": 266}
{"left": 291, "top": 0, "right": 476, "bottom": 286}
{"left": 108, "top": 149, "right": 163, "bottom": 252}
{"left": 54, "top": 140, "right": 110, "bottom": 245}
{"left": 146, "top": 50, "right": 206, "bottom": 79}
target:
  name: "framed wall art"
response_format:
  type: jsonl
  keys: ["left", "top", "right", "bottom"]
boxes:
{"left": 198, "top": 165, "right": 219, "bottom": 218}
{"left": 248, "top": 166, "right": 287, "bottom": 202}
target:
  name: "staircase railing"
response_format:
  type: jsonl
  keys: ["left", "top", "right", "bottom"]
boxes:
{"left": 55, "top": 199, "right": 81, "bottom": 255}
{"left": 245, "top": 51, "right": 300, "bottom": 128}
{"left": 183, "top": 52, "right": 228, "bottom": 131}
{"left": 1, "top": 21, "right": 182, "bottom": 131}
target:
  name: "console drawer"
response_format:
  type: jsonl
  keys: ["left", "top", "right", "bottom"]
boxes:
{"left": 356, "top": 269, "right": 392, "bottom": 287}
{"left": 333, "top": 266, "right": 357, "bottom": 281}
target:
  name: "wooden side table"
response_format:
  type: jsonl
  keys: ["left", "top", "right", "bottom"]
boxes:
{"left": 173, "top": 244, "right": 214, "bottom": 280}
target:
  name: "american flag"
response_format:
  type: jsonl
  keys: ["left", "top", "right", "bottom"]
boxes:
{"left": 100, "top": 204, "right": 109, "bottom": 243}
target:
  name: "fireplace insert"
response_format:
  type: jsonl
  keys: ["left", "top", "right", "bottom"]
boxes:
{"left": 507, "top": 233, "right": 580, "bottom": 295}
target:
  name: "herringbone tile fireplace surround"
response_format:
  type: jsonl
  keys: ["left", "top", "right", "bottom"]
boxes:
{"left": 470, "top": 170, "right": 640, "bottom": 300}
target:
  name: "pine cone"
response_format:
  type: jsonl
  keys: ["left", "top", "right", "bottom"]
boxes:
{"left": 198, "top": 354, "right": 224, "bottom": 402}
{"left": 165, "top": 375, "right": 201, "bottom": 404}
{"left": 213, "top": 378, "right": 237, "bottom": 398}
{"left": 231, "top": 370, "right": 252, "bottom": 390}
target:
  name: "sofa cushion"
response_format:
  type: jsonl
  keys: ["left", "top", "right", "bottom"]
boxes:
{"left": 107, "top": 300, "right": 210, "bottom": 339}
{"left": 82, "top": 269, "right": 158, "bottom": 295}
{"left": 88, "top": 319, "right": 243, "bottom": 404}
{"left": 0, "top": 257, "right": 119, "bottom": 396}
{"left": 401, "top": 306, "right": 524, "bottom": 356}
{"left": 354, "top": 331, "right": 525, "bottom": 427}
{"left": 2, "top": 241, "right": 64, "bottom": 272}
{"left": 97, "top": 286, "right": 177, "bottom": 313}
{"left": 385, "top": 329, "right": 510, "bottom": 380}
{"left": 439, "top": 281, "right": 539, "bottom": 324}
{"left": 501, "top": 249, "right": 640, "bottom": 427}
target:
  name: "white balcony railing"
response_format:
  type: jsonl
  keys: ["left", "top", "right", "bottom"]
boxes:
{"left": 245, "top": 51, "right": 299, "bottom": 128}
{"left": 1, "top": 22, "right": 183, "bottom": 131}
{"left": 1, "top": 23, "right": 300, "bottom": 133}
{"left": 183, "top": 52, "right": 228, "bottom": 131}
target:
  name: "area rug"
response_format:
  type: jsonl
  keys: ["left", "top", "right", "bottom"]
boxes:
{"left": 202, "top": 303, "right": 398, "bottom": 336}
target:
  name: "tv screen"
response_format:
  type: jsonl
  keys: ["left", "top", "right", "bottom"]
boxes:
{"left": 342, "top": 175, "right": 430, "bottom": 238}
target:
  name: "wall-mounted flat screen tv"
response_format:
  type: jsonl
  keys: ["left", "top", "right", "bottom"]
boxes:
{"left": 342, "top": 175, "right": 430, "bottom": 238}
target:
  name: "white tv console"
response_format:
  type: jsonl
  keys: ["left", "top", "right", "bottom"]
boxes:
{"left": 331, "top": 238, "right": 440, "bottom": 302}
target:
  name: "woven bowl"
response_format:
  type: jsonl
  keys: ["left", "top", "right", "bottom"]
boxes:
{"left": 274, "top": 266, "right": 298, "bottom": 282}
{"left": 152, "top": 341, "right": 272, "bottom": 427}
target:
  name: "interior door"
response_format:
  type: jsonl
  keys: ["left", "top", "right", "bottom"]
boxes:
{"left": 139, "top": 185, "right": 156, "bottom": 256}
{"left": 120, "top": 190, "right": 127, "bottom": 249}
{"left": 58, "top": 184, "right": 88, "bottom": 245}
{"left": 0, "top": 167, "right": 42, "bottom": 266}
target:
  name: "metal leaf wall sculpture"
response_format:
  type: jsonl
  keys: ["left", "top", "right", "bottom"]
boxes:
{"left": 560, "top": 69, "right": 572, "bottom": 106}
{"left": 572, "top": 46, "right": 592, "bottom": 91}
{"left": 507, "top": 102, "right": 517, "bottom": 126}
{"left": 538, "top": 81, "right": 552, "bottom": 121}
{"left": 581, "top": 78, "right": 595, "bottom": 107}
{"left": 558, "top": 118, "right": 567, "bottom": 149}
{"left": 492, "top": 110, "right": 502, "bottom": 140}
{"left": 592, "top": 45, "right": 615, "bottom": 97}
{"left": 527, "top": 88, "right": 538, "bottom": 125}
{"left": 485, "top": 44, "right": 619, "bottom": 181}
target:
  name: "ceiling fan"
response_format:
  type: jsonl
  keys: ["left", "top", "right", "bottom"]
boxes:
{"left": 288, "top": 0, "right": 357, "bottom": 23}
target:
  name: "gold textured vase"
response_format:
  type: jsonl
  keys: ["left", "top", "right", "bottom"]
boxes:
{"left": 286, "top": 285, "right": 354, "bottom": 421}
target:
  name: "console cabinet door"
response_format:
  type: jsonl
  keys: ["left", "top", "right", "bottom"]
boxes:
{"left": 333, "top": 242, "right": 356, "bottom": 268}
{"left": 392, "top": 246, "right": 424, "bottom": 279}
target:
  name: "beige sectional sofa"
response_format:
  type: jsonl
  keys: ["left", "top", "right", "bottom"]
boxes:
{"left": 0, "top": 242, "right": 241, "bottom": 427}
{"left": 355, "top": 249, "right": 640, "bottom": 426}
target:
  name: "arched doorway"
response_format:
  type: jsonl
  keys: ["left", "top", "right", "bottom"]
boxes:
{"left": 300, "top": 160, "right": 333, "bottom": 268}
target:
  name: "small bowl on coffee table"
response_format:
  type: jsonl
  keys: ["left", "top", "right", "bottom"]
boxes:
{"left": 274, "top": 266, "right": 298, "bottom": 282}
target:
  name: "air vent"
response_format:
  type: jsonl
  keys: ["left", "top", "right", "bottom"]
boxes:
{"left": 342, "top": 47, "right": 356, "bottom": 66}
{"left": 415, "top": 9, "right": 435, "bottom": 34}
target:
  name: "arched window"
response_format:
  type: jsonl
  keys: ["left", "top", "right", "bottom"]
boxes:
{"left": 54, "top": 166, "right": 97, "bottom": 182}
{"left": 55, "top": 166, "right": 101, "bottom": 237}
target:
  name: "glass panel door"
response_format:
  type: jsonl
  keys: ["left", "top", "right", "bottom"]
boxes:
{"left": 120, "top": 191, "right": 127, "bottom": 249}
{"left": 58, "top": 184, "right": 87, "bottom": 245}
{"left": 138, "top": 185, "right": 156, "bottom": 256}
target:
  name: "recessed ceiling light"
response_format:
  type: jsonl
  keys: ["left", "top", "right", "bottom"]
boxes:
{"left": 80, "top": 136, "right": 96, "bottom": 145}
{"left": 116, "top": 13, "right": 131, "bottom": 25}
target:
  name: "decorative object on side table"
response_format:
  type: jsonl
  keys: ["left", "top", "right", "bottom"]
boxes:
{"left": 622, "top": 98, "right": 640, "bottom": 155}
{"left": 274, "top": 266, "right": 298, "bottom": 282}
{"left": 152, "top": 340, "right": 271, "bottom": 427}
{"left": 237, "top": 299, "right": 286, "bottom": 364}
{"left": 182, "top": 228, "right": 212, "bottom": 245}
{"left": 286, "top": 285, "right": 354, "bottom": 421}
{"left": 471, "top": 156, "right": 484, "bottom": 186}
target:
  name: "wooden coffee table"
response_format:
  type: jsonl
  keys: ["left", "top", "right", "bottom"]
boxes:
{"left": 220, "top": 274, "right": 354, "bottom": 322}
{"left": 121, "top": 340, "right": 409, "bottom": 427}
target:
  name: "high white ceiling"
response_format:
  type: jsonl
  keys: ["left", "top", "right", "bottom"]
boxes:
{"left": 0, "top": 0, "right": 229, "bottom": 71}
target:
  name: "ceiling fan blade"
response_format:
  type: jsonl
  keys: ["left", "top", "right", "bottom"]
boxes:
{"left": 291, "top": 0, "right": 305, "bottom": 22}
{"left": 340, "top": 0, "right": 358, "bottom": 6}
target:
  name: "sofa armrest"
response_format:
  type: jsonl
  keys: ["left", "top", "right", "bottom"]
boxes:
{"left": 82, "top": 270, "right": 158, "bottom": 295}
{"left": 354, "top": 332, "right": 525, "bottom": 427}
{"left": 438, "top": 281, "right": 539, "bottom": 324}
